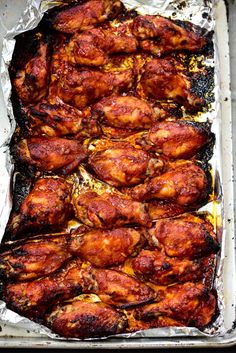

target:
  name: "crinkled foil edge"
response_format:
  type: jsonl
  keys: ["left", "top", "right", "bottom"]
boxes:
{"left": 0, "top": 0, "right": 226, "bottom": 341}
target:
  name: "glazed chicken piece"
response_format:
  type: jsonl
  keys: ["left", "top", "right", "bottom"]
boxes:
{"left": 69, "top": 227, "right": 144, "bottom": 268}
{"left": 67, "top": 28, "right": 137, "bottom": 66}
{"left": 147, "top": 120, "right": 212, "bottom": 159}
{"left": 131, "top": 15, "right": 206, "bottom": 56}
{"left": 58, "top": 66, "right": 133, "bottom": 109}
{"left": 147, "top": 214, "right": 219, "bottom": 259}
{"left": 93, "top": 95, "right": 158, "bottom": 130}
{"left": 135, "top": 282, "right": 216, "bottom": 328}
{"left": 147, "top": 200, "right": 186, "bottom": 221}
{"left": 124, "top": 161, "right": 208, "bottom": 206}
{"left": 88, "top": 140, "right": 164, "bottom": 187}
{"left": 13, "top": 40, "right": 49, "bottom": 103}
{"left": 81, "top": 266, "right": 155, "bottom": 308}
{"left": 10, "top": 177, "right": 72, "bottom": 236}
{"left": 72, "top": 190, "right": 151, "bottom": 228}
{"left": 140, "top": 58, "right": 205, "bottom": 111}
{"left": 52, "top": 0, "right": 122, "bottom": 34}
{"left": 15, "top": 137, "right": 87, "bottom": 174}
{"left": 46, "top": 296, "right": 128, "bottom": 338}
{"left": 25, "top": 100, "right": 100, "bottom": 139}
{"left": 2, "top": 259, "right": 83, "bottom": 319}
{"left": 0, "top": 234, "right": 71, "bottom": 281}
{"left": 132, "top": 249, "right": 215, "bottom": 285}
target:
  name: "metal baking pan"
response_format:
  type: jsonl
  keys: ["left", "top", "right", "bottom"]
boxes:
{"left": 0, "top": 0, "right": 235, "bottom": 348}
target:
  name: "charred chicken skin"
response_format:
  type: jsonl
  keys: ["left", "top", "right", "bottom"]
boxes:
{"left": 125, "top": 161, "right": 208, "bottom": 206}
{"left": 132, "top": 249, "right": 215, "bottom": 285}
{"left": 67, "top": 28, "right": 137, "bottom": 67}
{"left": 147, "top": 120, "right": 212, "bottom": 159}
{"left": 46, "top": 297, "right": 128, "bottom": 338}
{"left": 131, "top": 15, "right": 206, "bottom": 56}
{"left": 11, "top": 177, "right": 72, "bottom": 235}
{"left": 13, "top": 40, "right": 49, "bottom": 104}
{"left": 72, "top": 190, "right": 151, "bottom": 228}
{"left": 58, "top": 66, "right": 133, "bottom": 109}
{"left": 88, "top": 140, "right": 163, "bottom": 187}
{"left": 147, "top": 214, "right": 219, "bottom": 259}
{"left": 0, "top": 234, "right": 71, "bottom": 281}
{"left": 52, "top": 0, "right": 122, "bottom": 34}
{"left": 93, "top": 95, "right": 158, "bottom": 130}
{"left": 16, "top": 137, "right": 87, "bottom": 174}
{"left": 69, "top": 227, "right": 143, "bottom": 267}
{"left": 140, "top": 58, "right": 205, "bottom": 110}
{"left": 25, "top": 100, "right": 100, "bottom": 139}
{"left": 135, "top": 282, "right": 216, "bottom": 328}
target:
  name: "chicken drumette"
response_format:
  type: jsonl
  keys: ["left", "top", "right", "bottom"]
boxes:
{"left": 131, "top": 15, "right": 206, "bottom": 56}
{"left": 140, "top": 58, "right": 205, "bottom": 110}
{"left": 147, "top": 214, "right": 219, "bottom": 259}
{"left": 124, "top": 161, "right": 208, "bottom": 206}
{"left": 13, "top": 39, "right": 50, "bottom": 103}
{"left": 9, "top": 177, "right": 72, "bottom": 237}
{"left": 88, "top": 140, "right": 164, "bottom": 187}
{"left": 15, "top": 137, "right": 87, "bottom": 174}
{"left": 52, "top": 0, "right": 122, "bottom": 34}
{"left": 46, "top": 296, "right": 127, "bottom": 339}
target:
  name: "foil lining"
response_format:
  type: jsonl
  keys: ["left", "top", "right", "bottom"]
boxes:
{"left": 0, "top": 0, "right": 226, "bottom": 341}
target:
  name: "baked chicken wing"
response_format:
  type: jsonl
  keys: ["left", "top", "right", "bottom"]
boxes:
{"left": 132, "top": 249, "right": 215, "bottom": 285}
{"left": 46, "top": 296, "right": 127, "bottom": 338}
{"left": 125, "top": 161, "right": 208, "bottom": 206}
{"left": 72, "top": 190, "right": 151, "bottom": 228}
{"left": 24, "top": 100, "right": 100, "bottom": 139}
{"left": 88, "top": 140, "right": 163, "bottom": 187}
{"left": 13, "top": 40, "right": 49, "bottom": 103}
{"left": 10, "top": 177, "right": 72, "bottom": 236}
{"left": 15, "top": 137, "right": 87, "bottom": 174}
{"left": 135, "top": 282, "right": 216, "bottom": 328}
{"left": 140, "top": 58, "right": 205, "bottom": 110}
{"left": 69, "top": 227, "right": 143, "bottom": 267}
{"left": 52, "top": 0, "right": 122, "bottom": 34}
{"left": 147, "top": 214, "right": 219, "bottom": 259}
{"left": 93, "top": 95, "right": 158, "bottom": 130}
{"left": 131, "top": 15, "right": 206, "bottom": 56}
{"left": 67, "top": 28, "right": 137, "bottom": 66}
{"left": 147, "top": 120, "right": 212, "bottom": 159}
{"left": 58, "top": 66, "right": 133, "bottom": 109}
{"left": 0, "top": 234, "right": 71, "bottom": 281}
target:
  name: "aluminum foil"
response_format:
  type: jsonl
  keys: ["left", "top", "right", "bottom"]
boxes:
{"left": 0, "top": 0, "right": 226, "bottom": 341}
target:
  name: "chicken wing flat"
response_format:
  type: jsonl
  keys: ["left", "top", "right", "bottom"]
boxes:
{"left": 72, "top": 190, "right": 151, "bottom": 228}
{"left": 58, "top": 66, "right": 133, "bottom": 109}
{"left": 69, "top": 227, "right": 143, "bottom": 267}
{"left": 67, "top": 28, "right": 137, "bottom": 66}
{"left": 24, "top": 100, "right": 100, "bottom": 139}
{"left": 131, "top": 15, "right": 206, "bottom": 56}
{"left": 52, "top": 0, "right": 122, "bottom": 34}
{"left": 88, "top": 141, "right": 163, "bottom": 187}
{"left": 140, "top": 58, "right": 205, "bottom": 111}
{"left": 46, "top": 297, "right": 127, "bottom": 338}
{"left": 10, "top": 177, "right": 72, "bottom": 236}
{"left": 147, "top": 214, "right": 219, "bottom": 259}
{"left": 13, "top": 40, "right": 49, "bottom": 103}
{"left": 93, "top": 95, "right": 158, "bottom": 130}
{"left": 135, "top": 282, "right": 216, "bottom": 328}
{"left": 125, "top": 161, "right": 208, "bottom": 206}
{"left": 2, "top": 259, "right": 83, "bottom": 319}
{"left": 0, "top": 234, "right": 71, "bottom": 281}
{"left": 147, "top": 120, "right": 212, "bottom": 159}
{"left": 15, "top": 137, "right": 87, "bottom": 174}
{"left": 81, "top": 266, "right": 155, "bottom": 308}
{"left": 132, "top": 249, "right": 215, "bottom": 285}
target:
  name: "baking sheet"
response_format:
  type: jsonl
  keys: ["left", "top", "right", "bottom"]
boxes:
{"left": 0, "top": 0, "right": 235, "bottom": 348}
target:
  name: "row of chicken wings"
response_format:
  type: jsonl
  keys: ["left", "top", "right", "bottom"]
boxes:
{"left": 1, "top": 0, "right": 217, "bottom": 339}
